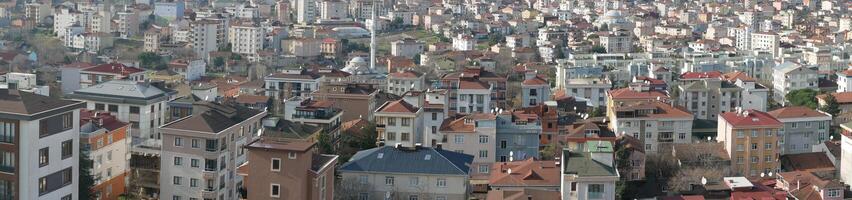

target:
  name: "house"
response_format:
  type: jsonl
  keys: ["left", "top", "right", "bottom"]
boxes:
{"left": 817, "top": 92, "right": 852, "bottom": 125}
{"left": 521, "top": 74, "right": 550, "bottom": 108}
{"left": 439, "top": 67, "right": 507, "bottom": 115}
{"left": 615, "top": 135, "right": 645, "bottom": 181}
{"left": 777, "top": 171, "right": 844, "bottom": 200}
{"left": 265, "top": 69, "right": 323, "bottom": 101}
{"left": 283, "top": 97, "right": 343, "bottom": 149}
{"left": 387, "top": 70, "right": 425, "bottom": 96}
{"left": 311, "top": 82, "right": 379, "bottom": 122}
{"left": 563, "top": 78, "right": 611, "bottom": 108}
{"left": 560, "top": 141, "right": 619, "bottom": 200}
{"left": 835, "top": 122, "right": 852, "bottom": 186}
{"left": 79, "top": 62, "right": 146, "bottom": 88}
{"left": 496, "top": 110, "right": 542, "bottom": 162}
{"left": 239, "top": 119, "right": 337, "bottom": 200}
{"left": 375, "top": 99, "right": 423, "bottom": 148}
{"left": 767, "top": 106, "right": 832, "bottom": 155}
{"left": 722, "top": 71, "right": 770, "bottom": 112}
{"left": 391, "top": 38, "right": 425, "bottom": 59}
{"left": 779, "top": 152, "right": 836, "bottom": 175}
{"left": 718, "top": 109, "right": 782, "bottom": 178}
{"left": 725, "top": 177, "right": 787, "bottom": 200}
{"left": 677, "top": 75, "right": 743, "bottom": 120}
{"left": 337, "top": 145, "right": 474, "bottom": 200}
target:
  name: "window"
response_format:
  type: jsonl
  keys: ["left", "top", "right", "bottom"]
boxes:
{"left": 0, "top": 122, "right": 15, "bottom": 143}
{"left": 409, "top": 177, "right": 419, "bottom": 186}
{"left": 358, "top": 193, "right": 369, "bottom": 200}
{"left": 479, "top": 150, "right": 488, "bottom": 158}
{"left": 385, "top": 176, "right": 395, "bottom": 185}
{"left": 764, "top": 143, "right": 772, "bottom": 150}
{"left": 190, "top": 159, "right": 199, "bottom": 168}
{"left": 387, "top": 118, "right": 396, "bottom": 126}
{"left": 95, "top": 103, "right": 105, "bottom": 111}
{"left": 358, "top": 175, "right": 368, "bottom": 184}
{"left": 431, "top": 126, "right": 436, "bottom": 134}
{"left": 0, "top": 151, "right": 13, "bottom": 173}
{"left": 409, "top": 195, "right": 419, "bottom": 200}
{"left": 432, "top": 113, "right": 437, "bottom": 120}
{"left": 191, "top": 139, "right": 199, "bottom": 148}
{"left": 173, "top": 176, "right": 182, "bottom": 185}
{"left": 401, "top": 133, "right": 410, "bottom": 141}
{"left": 437, "top": 178, "right": 447, "bottom": 187}
{"left": 130, "top": 106, "right": 140, "bottom": 114}
{"left": 271, "top": 158, "right": 281, "bottom": 171}
{"left": 571, "top": 182, "right": 578, "bottom": 191}
{"left": 401, "top": 118, "right": 411, "bottom": 126}
{"left": 479, "top": 164, "right": 489, "bottom": 173}
{"left": 174, "top": 157, "right": 182, "bottom": 166}
{"left": 108, "top": 105, "right": 118, "bottom": 112}
{"left": 436, "top": 196, "right": 447, "bottom": 200}
{"left": 737, "top": 144, "right": 744, "bottom": 151}
{"left": 737, "top": 157, "right": 743, "bottom": 164}
{"left": 645, "top": 144, "right": 651, "bottom": 150}
{"left": 190, "top": 178, "right": 198, "bottom": 187}
{"left": 172, "top": 196, "right": 181, "bottom": 200}
{"left": 452, "top": 134, "right": 465, "bottom": 144}
{"left": 588, "top": 184, "right": 604, "bottom": 199}
{"left": 174, "top": 137, "right": 183, "bottom": 147}
{"left": 828, "top": 189, "right": 841, "bottom": 197}
{"left": 500, "top": 140, "right": 507, "bottom": 149}
{"left": 386, "top": 132, "right": 396, "bottom": 140}
{"left": 39, "top": 147, "right": 48, "bottom": 167}
{"left": 751, "top": 130, "right": 758, "bottom": 137}
{"left": 270, "top": 184, "right": 280, "bottom": 198}
{"left": 479, "top": 135, "right": 489, "bottom": 143}
{"left": 765, "top": 155, "right": 773, "bottom": 162}
{"left": 737, "top": 130, "right": 744, "bottom": 138}
{"left": 288, "top": 152, "right": 297, "bottom": 159}
{"left": 765, "top": 129, "right": 772, "bottom": 136}
{"left": 678, "top": 133, "right": 686, "bottom": 140}
{"left": 752, "top": 156, "right": 759, "bottom": 163}
{"left": 61, "top": 140, "right": 72, "bottom": 159}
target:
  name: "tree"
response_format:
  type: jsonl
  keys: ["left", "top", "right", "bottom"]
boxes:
{"left": 820, "top": 93, "right": 841, "bottom": 117}
{"left": 785, "top": 89, "right": 819, "bottom": 109}
{"left": 213, "top": 57, "right": 225, "bottom": 68}
{"left": 539, "top": 142, "right": 559, "bottom": 160}
{"left": 79, "top": 149, "right": 95, "bottom": 200}
{"left": 591, "top": 45, "right": 607, "bottom": 53}
{"left": 318, "top": 132, "right": 334, "bottom": 154}
{"left": 487, "top": 33, "right": 505, "bottom": 46}
{"left": 137, "top": 52, "right": 166, "bottom": 70}
{"left": 389, "top": 17, "right": 404, "bottom": 30}
{"left": 590, "top": 107, "right": 605, "bottom": 117}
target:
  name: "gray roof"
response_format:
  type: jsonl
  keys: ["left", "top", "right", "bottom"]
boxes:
{"left": 562, "top": 150, "right": 617, "bottom": 177}
{"left": 0, "top": 89, "right": 85, "bottom": 120}
{"left": 339, "top": 146, "right": 473, "bottom": 176}
{"left": 163, "top": 102, "right": 264, "bottom": 133}
{"left": 69, "top": 80, "right": 176, "bottom": 104}
{"left": 774, "top": 61, "right": 812, "bottom": 74}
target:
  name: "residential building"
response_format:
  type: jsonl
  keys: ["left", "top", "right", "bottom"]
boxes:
{"left": 767, "top": 106, "right": 832, "bottom": 155}
{"left": 319, "top": 0, "right": 347, "bottom": 20}
{"left": 80, "top": 110, "right": 130, "bottom": 200}
{"left": 521, "top": 74, "right": 550, "bottom": 108}
{"left": 599, "top": 30, "right": 633, "bottom": 53}
{"left": 189, "top": 19, "right": 226, "bottom": 59}
{"left": 311, "top": 82, "right": 379, "bottom": 122}
{"left": 817, "top": 92, "right": 852, "bottom": 125}
{"left": 452, "top": 34, "right": 476, "bottom": 51}
{"left": 605, "top": 84, "right": 670, "bottom": 126}
{"left": 750, "top": 32, "right": 779, "bottom": 57}
{"left": 387, "top": 70, "right": 425, "bottom": 96}
{"left": 228, "top": 20, "right": 265, "bottom": 61}
{"left": 283, "top": 97, "right": 343, "bottom": 149}
{"left": 677, "top": 77, "right": 743, "bottom": 120}
{"left": 772, "top": 62, "right": 817, "bottom": 103}
{"left": 390, "top": 38, "right": 425, "bottom": 59}
{"left": 158, "top": 101, "right": 266, "bottom": 200}
{"left": 296, "top": 0, "right": 317, "bottom": 24}
{"left": 837, "top": 122, "right": 852, "bottom": 186}
{"left": 67, "top": 80, "right": 175, "bottom": 149}
{"left": 456, "top": 78, "right": 492, "bottom": 114}
{"left": 488, "top": 158, "right": 560, "bottom": 191}
{"left": 338, "top": 145, "right": 474, "bottom": 200}
{"left": 375, "top": 99, "right": 423, "bottom": 148}
{"left": 239, "top": 119, "right": 337, "bottom": 200}
{"left": 717, "top": 109, "right": 782, "bottom": 178}
{"left": 143, "top": 31, "right": 160, "bottom": 52}
{"left": 0, "top": 89, "right": 85, "bottom": 199}
{"left": 78, "top": 63, "right": 146, "bottom": 89}
{"left": 560, "top": 141, "right": 619, "bottom": 200}
{"left": 836, "top": 69, "right": 852, "bottom": 93}
{"left": 610, "top": 100, "right": 693, "bottom": 153}
{"left": 777, "top": 171, "right": 844, "bottom": 200}
{"left": 153, "top": 0, "right": 185, "bottom": 20}
{"left": 723, "top": 71, "right": 770, "bottom": 112}
{"left": 440, "top": 113, "right": 496, "bottom": 178}
{"left": 495, "top": 110, "right": 541, "bottom": 162}
{"left": 116, "top": 9, "right": 139, "bottom": 38}
{"left": 724, "top": 177, "right": 787, "bottom": 200}
{"left": 439, "top": 68, "right": 507, "bottom": 115}
{"left": 423, "top": 90, "right": 449, "bottom": 147}
{"left": 564, "top": 78, "right": 611, "bottom": 108}
{"left": 265, "top": 69, "right": 323, "bottom": 101}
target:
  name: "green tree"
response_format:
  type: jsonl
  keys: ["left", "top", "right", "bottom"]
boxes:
{"left": 213, "top": 57, "right": 225, "bottom": 67}
{"left": 137, "top": 52, "right": 166, "bottom": 70}
{"left": 591, "top": 45, "right": 607, "bottom": 53}
{"left": 318, "top": 132, "right": 334, "bottom": 154}
{"left": 590, "top": 107, "right": 605, "bottom": 117}
{"left": 539, "top": 142, "right": 558, "bottom": 160}
{"left": 820, "top": 93, "right": 841, "bottom": 117}
{"left": 487, "top": 33, "right": 505, "bottom": 46}
{"left": 79, "top": 149, "right": 95, "bottom": 200}
{"left": 785, "top": 89, "right": 819, "bottom": 109}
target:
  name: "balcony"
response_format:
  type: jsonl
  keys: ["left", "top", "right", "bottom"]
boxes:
{"left": 202, "top": 188, "right": 218, "bottom": 199}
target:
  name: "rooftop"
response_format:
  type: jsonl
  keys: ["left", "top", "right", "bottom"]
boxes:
{"left": 339, "top": 145, "right": 474, "bottom": 176}
{"left": 0, "top": 89, "right": 84, "bottom": 118}
{"left": 163, "top": 102, "right": 264, "bottom": 133}
{"left": 719, "top": 109, "right": 782, "bottom": 127}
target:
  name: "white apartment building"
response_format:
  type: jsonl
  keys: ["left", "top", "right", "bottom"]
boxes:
{"left": 678, "top": 78, "right": 743, "bottom": 120}
{"left": 599, "top": 30, "right": 633, "bottom": 53}
{"left": 228, "top": 20, "right": 265, "bottom": 61}
{"left": 456, "top": 78, "right": 492, "bottom": 114}
{"left": 840, "top": 123, "right": 852, "bottom": 187}
{"left": 54, "top": 7, "right": 83, "bottom": 42}
{"left": 390, "top": 38, "right": 425, "bottom": 59}
{"left": 773, "top": 62, "right": 817, "bottom": 103}
{"left": 375, "top": 99, "right": 424, "bottom": 148}
{"left": 439, "top": 114, "right": 497, "bottom": 176}
{"left": 768, "top": 106, "right": 832, "bottom": 155}
{"left": 296, "top": 0, "right": 317, "bottom": 24}
{"left": 423, "top": 90, "right": 449, "bottom": 147}
{"left": 387, "top": 70, "right": 426, "bottom": 96}
{"left": 750, "top": 32, "right": 780, "bottom": 57}
{"left": 190, "top": 19, "right": 226, "bottom": 59}
{"left": 610, "top": 101, "right": 694, "bottom": 153}
{"left": 564, "top": 78, "right": 612, "bottom": 108}
{"left": 0, "top": 89, "right": 86, "bottom": 200}
{"left": 837, "top": 69, "right": 852, "bottom": 92}
{"left": 319, "top": 0, "right": 347, "bottom": 20}
{"left": 453, "top": 34, "right": 476, "bottom": 51}
{"left": 116, "top": 9, "right": 139, "bottom": 38}
{"left": 561, "top": 141, "right": 619, "bottom": 200}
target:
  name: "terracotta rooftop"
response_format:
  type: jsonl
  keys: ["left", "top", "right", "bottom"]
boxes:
{"left": 234, "top": 95, "right": 269, "bottom": 104}
{"left": 719, "top": 110, "right": 782, "bottom": 127}
{"left": 767, "top": 106, "right": 829, "bottom": 119}
{"left": 522, "top": 75, "right": 549, "bottom": 86}
{"left": 722, "top": 71, "right": 756, "bottom": 82}
{"left": 615, "top": 101, "right": 693, "bottom": 118}
{"left": 779, "top": 152, "right": 836, "bottom": 172}
{"left": 679, "top": 71, "right": 722, "bottom": 79}
{"left": 388, "top": 70, "right": 423, "bottom": 78}
{"left": 376, "top": 99, "right": 419, "bottom": 113}
{"left": 459, "top": 78, "right": 491, "bottom": 90}
{"left": 607, "top": 88, "right": 669, "bottom": 100}
{"left": 817, "top": 92, "right": 852, "bottom": 104}
{"left": 489, "top": 158, "right": 561, "bottom": 187}
{"left": 83, "top": 63, "right": 145, "bottom": 76}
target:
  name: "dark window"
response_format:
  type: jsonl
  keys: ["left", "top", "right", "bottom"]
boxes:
{"left": 130, "top": 106, "right": 140, "bottom": 114}
{"left": 530, "top": 89, "right": 537, "bottom": 96}
{"left": 39, "top": 167, "right": 72, "bottom": 196}
{"left": 61, "top": 140, "right": 72, "bottom": 159}
{"left": 0, "top": 180, "right": 14, "bottom": 199}
{"left": 432, "top": 113, "right": 437, "bottom": 120}
{"left": 40, "top": 113, "right": 73, "bottom": 138}
{"left": 0, "top": 151, "right": 13, "bottom": 173}
{"left": 108, "top": 105, "right": 118, "bottom": 112}
{"left": 0, "top": 121, "right": 15, "bottom": 143}
{"left": 271, "top": 159, "right": 281, "bottom": 171}
{"left": 205, "top": 139, "right": 217, "bottom": 152}
{"left": 39, "top": 148, "right": 48, "bottom": 167}
{"left": 205, "top": 159, "right": 217, "bottom": 171}
{"left": 95, "top": 103, "right": 105, "bottom": 111}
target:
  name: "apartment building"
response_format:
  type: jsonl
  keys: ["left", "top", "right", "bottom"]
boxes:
{"left": 440, "top": 114, "right": 497, "bottom": 178}
{"left": 375, "top": 99, "right": 423, "bottom": 148}
{"left": 561, "top": 141, "right": 619, "bottom": 200}
{"left": 390, "top": 38, "right": 425, "bottom": 59}
{"left": 610, "top": 100, "right": 693, "bottom": 153}
{"left": 750, "top": 32, "right": 779, "bottom": 57}
{"left": 115, "top": 9, "right": 139, "bottom": 38}
{"left": 296, "top": 0, "right": 316, "bottom": 24}
{"left": 723, "top": 71, "right": 770, "bottom": 112}
{"left": 836, "top": 69, "right": 852, "bottom": 93}
{"left": 265, "top": 69, "right": 323, "bottom": 102}
{"left": 521, "top": 75, "right": 550, "bottom": 108}
{"left": 599, "top": 30, "right": 633, "bottom": 53}
{"left": 439, "top": 68, "right": 507, "bottom": 114}
{"left": 423, "top": 90, "right": 449, "bottom": 147}
{"left": 564, "top": 78, "right": 611, "bottom": 108}
{"left": 452, "top": 34, "right": 476, "bottom": 51}
{"left": 80, "top": 110, "right": 130, "bottom": 200}
{"left": 0, "top": 89, "right": 86, "bottom": 200}
{"left": 456, "top": 78, "right": 493, "bottom": 114}
{"left": 338, "top": 145, "right": 474, "bottom": 200}
{"left": 718, "top": 109, "right": 782, "bottom": 178}
{"left": 228, "top": 20, "right": 265, "bottom": 61}
{"left": 240, "top": 119, "right": 337, "bottom": 200}
{"left": 488, "top": 159, "right": 560, "bottom": 192}
{"left": 159, "top": 101, "right": 266, "bottom": 200}
{"left": 605, "top": 83, "right": 670, "bottom": 121}
{"left": 318, "top": 0, "right": 347, "bottom": 20}
{"left": 839, "top": 122, "right": 852, "bottom": 187}
{"left": 68, "top": 80, "right": 175, "bottom": 149}
{"left": 189, "top": 19, "right": 226, "bottom": 59}
{"left": 311, "top": 82, "right": 379, "bottom": 122}
{"left": 767, "top": 106, "right": 832, "bottom": 155}
{"left": 773, "top": 62, "right": 817, "bottom": 103}
{"left": 283, "top": 97, "right": 343, "bottom": 149}
{"left": 387, "top": 70, "right": 425, "bottom": 96}
{"left": 75, "top": 63, "right": 146, "bottom": 89}
{"left": 495, "top": 110, "right": 542, "bottom": 162}
{"left": 677, "top": 77, "right": 743, "bottom": 120}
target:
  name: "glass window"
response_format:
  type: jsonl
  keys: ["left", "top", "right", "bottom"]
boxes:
{"left": 0, "top": 122, "right": 15, "bottom": 143}
{"left": 454, "top": 135, "right": 464, "bottom": 144}
{"left": 409, "top": 177, "right": 419, "bottom": 186}
{"left": 479, "top": 135, "right": 489, "bottom": 143}
{"left": 437, "top": 178, "right": 446, "bottom": 187}
{"left": 61, "top": 140, "right": 72, "bottom": 159}
{"left": 39, "top": 147, "right": 48, "bottom": 167}
{"left": 385, "top": 176, "right": 395, "bottom": 185}
{"left": 271, "top": 158, "right": 281, "bottom": 171}
{"left": 270, "top": 184, "right": 280, "bottom": 198}
{"left": 588, "top": 184, "right": 604, "bottom": 199}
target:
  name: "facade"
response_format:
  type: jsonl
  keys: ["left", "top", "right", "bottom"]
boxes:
{"left": 296, "top": 0, "right": 317, "bottom": 24}
{"left": 717, "top": 109, "right": 782, "bottom": 178}
{"left": 439, "top": 68, "right": 507, "bottom": 115}
{"left": 338, "top": 145, "right": 474, "bottom": 200}
{"left": 158, "top": 101, "right": 266, "bottom": 200}
{"left": 772, "top": 62, "right": 817, "bottom": 103}
{"left": 79, "top": 63, "right": 146, "bottom": 89}
{"left": 560, "top": 141, "right": 619, "bottom": 200}
{"left": 489, "top": 158, "right": 560, "bottom": 191}
{"left": 677, "top": 77, "right": 743, "bottom": 120}
{"left": 836, "top": 69, "right": 852, "bottom": 93}
{"left": 375, "top": 99, "right": 423, "bottom": 148}
{"left": 439, "top": 114, "right": 497, "bottom": 177}
{"left": 0, "top": 89, "right": 86, "bottom": 200}
{"left": 456, "top": 78, "right": 493, "bottom": 114}
{"left": 495, "top": 111, "right": 541, "bottom": 162}
{"left": 80, "top": 110, "right": 130, "bottom": 200}
{"left": 521, "top": 75, "right": 550, "bottom": 108}
{"left": 767, "top": 106, "right": 832, "bottom": 155}
{"left": 387, "top": 70, "right": 425, "bottom": 96}
{"left": 228, "top": 20, "right": 265, "bottom": 61}
{"left": 189, "top": 19, "right": 226, "bottom": 59}
{"left": 723, "top": 71, "right": 770, "bottom": 112}
{"left": 240, "top": 119, "right": 337, "bottom": 200}
{"left": 265, "top": 69, "right": 323, "bottom": 101}
{"left": 311, "top": 82, "right": 378, "bottom": 122}
{"left": 452, "top": 34, "right": 476, "bottom": 51}
{"left": 564, "top": 78, "right": 611, "bottom": 108}
{"left": 283, "top": 97, "right": 343, "bottom": 149}
{"left": 318, "top": 0, "right": 347, "bottom": 20}
{"left": 599, "top": 30, "right": 633, "bottom": 53}
{"left": 838, "top": 122, "right": 852, "bottom": 186}
{"left": 390, "top": 38, "right": 425, "bottom": 59}
{"left": 610, "top": 100, "right": 693, "bottom": 153}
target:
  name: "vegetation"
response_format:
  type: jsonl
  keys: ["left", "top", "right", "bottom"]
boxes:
{"left": 819, "top": 93, "right": 841, "bottom": 117}
{"left": 591, "top": 45, "right": 607, "bottom": 53}
{"left": 539, "top": 142, "right": 559, "bottom": 160}
{"left": 79, "top": 149, "right": 95, "bottom": 200}
{"left": 785, "top": 89, "right": 819, "bottom": 109}
{"left": 137, "top": 52, "right": 167, "bottom": 70}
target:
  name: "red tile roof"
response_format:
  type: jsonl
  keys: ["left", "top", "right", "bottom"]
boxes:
{"left": 376, "top": 99, "right": 419, "bottom": 113}
{"left": 234, "top": 95, "right": 269, "bottom": 104}
{"left": 767, "top": 106, "right": 829, "bottom": 119}
{"left": 722, "top": 71, "right": 756, "bottom": 82}
{"left": 720, "top": 110, "right": 782, "bottom": 127}
{"left": 388, "top": 70, "right": 423, "bottom": 78}
{"left": 489, "top": 158, "right": 561, "bottom": 187}
{"left": 522, "top": 75, "right": 548, "bottom": 86}
{"left": 839, "top": 69, "right": 852, "bottom": 77}
{"left": 607, "top": 88, "right": 669, "bottom": 100}
{"left": 459, "top": 78, "right": 491, "bottom": 90}
{"left": 679, "top": 71, "right": 722, "bottom": 79}
{"left": 817, "top": 92, "right": 852, "bottom": 104}
{"left": 83, "top": 63, "right": 145, "bottom": 76}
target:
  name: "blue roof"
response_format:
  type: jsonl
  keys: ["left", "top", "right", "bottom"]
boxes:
{"left": 339, "top": 146, "right": 474, "bottom": 175}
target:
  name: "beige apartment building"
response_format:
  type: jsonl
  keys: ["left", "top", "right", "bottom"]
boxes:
{"left": 718, "top": 109, "right": 782, "bottom": 178}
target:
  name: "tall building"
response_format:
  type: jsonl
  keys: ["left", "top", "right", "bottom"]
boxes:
{"left": 228, "top": 20, "right": 265, "bottom": 61}
{"left": 768, "top": 106, "right": 832, "bottom": 155}
{"left": 80, "top": 110, "right": 130, "bottom": 200}
{"left": 609, "top": 100, "right": 693, "bottom": 153}
{"left": 240, "top": 119, "right": 337, "bottom": 200}
{"left": 158, "top": 101, "right": 266, "bottom": 200}
{"left": 296, "top": 0, "right": 317, "bottom": 24}
{"left": 0, "top": 89, "right": 86, "bottom": 200}
{"left": 718, "top": 109, "right": 782, "bottom": 178}
{"left": 189, "top": 19, "right": 226, "bottom": 59}
{"left": 319, "top": 0, "right": 347, "bottom": 20}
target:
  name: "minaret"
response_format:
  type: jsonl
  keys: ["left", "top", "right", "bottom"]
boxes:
{"left": 369, "top": 0, "right": 377, "bottom": 71}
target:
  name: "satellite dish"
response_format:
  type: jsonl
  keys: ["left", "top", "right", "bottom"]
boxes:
{"left": 760, "top": 172, "right": 765, "bottom": 177}
{"left": 707, "top": 137, "right": 712, "bottom": 141}
{"left": 701, "top": 177, "right": 707, "bottom": 185}
{"left": 769, "top": 172, "right": 774, "bottom": 177}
